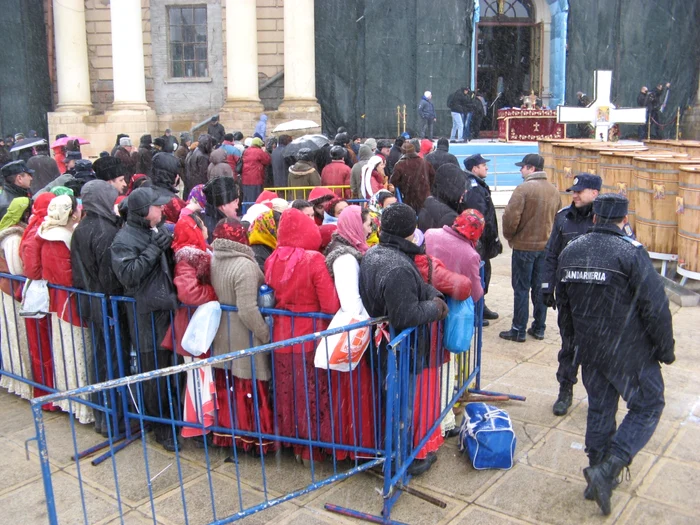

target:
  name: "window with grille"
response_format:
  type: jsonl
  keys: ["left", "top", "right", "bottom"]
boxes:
{"left": 168, "top": 6, "right": 208, "bottom": 78}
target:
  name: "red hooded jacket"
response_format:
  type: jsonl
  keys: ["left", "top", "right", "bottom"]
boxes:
{"left": 320, "top": 160, "right": 352, "bottom": 198}
{"left": 241, "top": 146, "right": 271, "bottom": 186}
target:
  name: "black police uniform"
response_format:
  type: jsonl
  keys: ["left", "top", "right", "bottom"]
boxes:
{"left": 557, "top": 199, "right": 674, "bottom": 477}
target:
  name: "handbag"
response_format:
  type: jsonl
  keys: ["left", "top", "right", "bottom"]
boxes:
{"left": 314, "top": 309, "right": 371, "bottom": 372}
{"left": 19, "top": 279, "right": 50, "bottom": 318}
{"left": 458, "top": 403, "right": 516, "bottom": 470}
{"left": 181, "top": 301, "right": 222, "bottom": 357}
{"left": 443, "top": 296, "right": 475, "bottom": 353}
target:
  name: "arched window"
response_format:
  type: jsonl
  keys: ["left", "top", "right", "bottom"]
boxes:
{"left": 479, "top": 0, "right": 534, "bottom": 22}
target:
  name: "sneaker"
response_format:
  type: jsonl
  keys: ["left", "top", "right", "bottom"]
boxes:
{"left": 526, "top": 327, "right": 545, "bottom": 340}
{"left": 498, "top": 329, "right": 526, "bottom": 342}
{"left": 483, "top": 305, "right": 499, "bottom": 320}
{"left": 406, "top": 452, "right": 437, "bottom": 476}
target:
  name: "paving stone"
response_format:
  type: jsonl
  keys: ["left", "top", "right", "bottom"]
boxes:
{"left": 659, "top": 390, "right": 698, "bottom": 422}
{"left": 664, "top": 422, "right": 700, "bottom": 462}
{"left": 616, "top": 497, "right": 699, "bottom": 525}
{"left": 0, "top": 391, "right": 61, "bottom": 438}
{"left": 104, "top": 510, "right": 161, "bottom": 524}
{"left": 492, "top": 362, "right": 586, "bottom": 400}
{"left": 478, "top": 355, "right": 519, "bottom": 384}
{"left": 476, "top": 463, "right": 630, "bottom": 524}
{"left": 637, "top": 458, "right": 700, "bottom": 513}
{"left": 276, "top": 507, "right": 355, "bottom": 525}
{"left": 447, "top": 505, "right": 531, "bottom": 525}
{"left": 480, "top": 385, "right": 573, "bottom": 428}
{"left": 0, "top": 437, "right": 47, "bottom": 496}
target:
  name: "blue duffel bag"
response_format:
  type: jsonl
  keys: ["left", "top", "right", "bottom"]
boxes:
{"left": 458, "top": 403, "right": 516, "bottom": 470}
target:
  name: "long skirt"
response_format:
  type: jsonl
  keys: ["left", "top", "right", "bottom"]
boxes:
{"left": 0, "top": 290, "right": 33, "bottom": 400}
{"left": 51, "top": 315, "right": 94, "bottom": 424}
{"left": 25, "top": 317, "right": 57, "bottom": 409}
{"left": 412, "top": 365, "right": 444, "bottom": 460}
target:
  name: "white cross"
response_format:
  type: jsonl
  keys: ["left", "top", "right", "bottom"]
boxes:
{"left": 557, "top": 70, "right": 647, "bottom": 142}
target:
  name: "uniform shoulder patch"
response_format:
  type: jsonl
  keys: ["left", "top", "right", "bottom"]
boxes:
{"left": 471, "top": 179, "right": 478, "bottom": 187}
{"left": 622, "top": 236, "right": 643, "bottom": 248}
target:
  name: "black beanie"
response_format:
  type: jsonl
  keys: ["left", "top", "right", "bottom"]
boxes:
{"left": 204, "top": 176, "right": 239, "bottom": 207}
{"left": 381, "top": 202, "right": 417, "bottom": 238}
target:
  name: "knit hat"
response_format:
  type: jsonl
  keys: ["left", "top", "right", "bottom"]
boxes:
{"left": 364, "top": 138, "right": 377, "bottom": 151}
{"left": 213, "top": 217, "right": 249, "bottom": 245}
{"left": 203, "top": 176, "right": 239, "bottom": 207}
{"left": 187, "top": 184, "right": 207, "bottom": 208}
{"left": 93, "top": 156, "right": 122, "bottom": 181}
{"left": 400, "top": 142, "right": 416, "bottom": 155}
{"left": 251, "top": 137, "right": 264, "bottom": 148}
{"left": 453, "top": 209, "right": 485, "bottom": 242}
{"left": 381, "top": 202, "right": 416, "bottom": 238}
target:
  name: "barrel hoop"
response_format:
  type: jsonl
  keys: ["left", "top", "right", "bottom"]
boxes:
{"left": 635, "top": 217, "right": 678, "bottom": 226}
{"left": 599, "top": 163, "right": 634, "bottom": 169}
{"left": 635, "top": 167, "right": 680, "bottom": 174}
{"left": 635, "top": 188, "right": 678, "bottom": 196}
{"left": 679, "top": 183, "right": 700, "bottom": 190}
{"left": 679, "top": 229, "right": 700, "bottom": 240}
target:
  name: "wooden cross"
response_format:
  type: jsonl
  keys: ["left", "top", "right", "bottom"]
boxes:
{"left": 557, "top": 70, "right": 647, "bottom": 141}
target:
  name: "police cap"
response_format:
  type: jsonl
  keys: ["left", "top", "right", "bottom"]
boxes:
{"left": 593, "top": 194, "right": 628, "bottom": 220}
{"left": 567, "top": 173, "right": 602, "bottom": 192}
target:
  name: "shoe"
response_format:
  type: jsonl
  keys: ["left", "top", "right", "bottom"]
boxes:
{"left": 444, "top": 427, "right": 460, "bottom": 438}
{"left": 483, "top": 305, "right": 499, "bottom": 320}
{"left": 584, "top": 453, "right": 622, "bottom": 500}
{"left": 498, "top": 329, "right": 525, "bottom": 342}
{"left": 191, "top": 434, "right": 213, "bottom": 449}
{"left": 157, "top": 434, "right": 181, "bottom": 453}
{"left": 406, "top": 452, "right": 437, "bottom": 476}
{"left": 526, "top": 327, "right": 545, "bottom": 340}
{"left": 552, "top": 383, "right": 574, "bottom": 416}
{"left": 583, "top": 455, "right": 627, "bottom": 515}
{"left": 482, "top": 319, "right": 490, "bottom": 327}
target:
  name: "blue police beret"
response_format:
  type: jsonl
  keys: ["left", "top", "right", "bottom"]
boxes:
{"left": 593, "top": 194, "right": 628, "bottom": 220}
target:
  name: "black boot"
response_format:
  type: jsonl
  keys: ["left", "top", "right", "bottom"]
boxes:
{"left": 483, "top": 305, "right": 499, "bottom": 320}
{"left": 584, "top": 450, "right": 605, "bottom": 500}
{"left": 583, "top": 454, "right": 627, "bottom": 515}
{"left": 552, "top": 383, "right": 574, "bottom": 416}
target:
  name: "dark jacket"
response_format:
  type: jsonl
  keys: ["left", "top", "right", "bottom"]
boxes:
{"left": 26, "top": 154, "right": 60, "bottom": 194}
{"left": 418, "top": 96, "right": 436, "bottom": 120}
{"left": 184, "top": 137, "right": 212, "bottom": 198}
{"left": 447, "top": 88, "right": 469, "bottom": 113}
{"left": 462, "top": 173, "right": 501, "bottom": 260}
{"left": 391, "top": 154, "right": 436, "bottom": 212}
{"left": 207, "top": 122, "right": 225, "bottom": 145}
{"left": 417, "top": 164, "right": 466, "bottom": 231}
{"left": 271, "top": 145, "right": 289, "bottom": 187}
{"left": 251, "top": 243, "right": 273, "bottom": 273}
{"left": 135, "top": 135, "right": 154, "bottom": 176}
{"left": 557, "top": 224, "right": 675, "bottom": 373}
{"left": 386, "top": 144, "right": 402, "bottom": 176}
{"left": 425, "top": 145, "right": 459, "bottom": 174}
{"left": 114, "top": 147, "right": 138, "bottom": 181}
{"left": 0, "top": 182, "right": 31, "bottom": 220}
{"left": 161, "top": 135, "right": 178, "bottom": 154}
{"left": 542, "top": 204, "right": 594, "bottom": 293}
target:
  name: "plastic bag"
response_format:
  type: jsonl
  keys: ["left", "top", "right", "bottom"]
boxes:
{"left": 181, "top": 301, "right": 222, "bottom": 357}
{"left": 20, "top": 279, "right": 50, "bottom": 318}
{"left": 443, "top": 296, "right": 474, "bottom": 353}
{"left": 314, "top": 309, "right": 370, "bottom": 372}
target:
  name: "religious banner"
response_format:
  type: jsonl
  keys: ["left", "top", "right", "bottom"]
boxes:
{"left": 497, "top": 109, "right": 566, "bottom": 142}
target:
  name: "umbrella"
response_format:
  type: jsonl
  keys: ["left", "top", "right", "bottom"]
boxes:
{"left": 283, "top": 140, "right": 321, "bottom": 159}
{"left": 50, "top": 136, "right": 90, "bottom": 149}
{"left": 291, "top": 134, "right": 329, "bottom": 148}
{"left": 272, "top": 119, "right": 320, "bottom": 133}
{"left": 10, "top": 138, "right": 47, "bottom": 153}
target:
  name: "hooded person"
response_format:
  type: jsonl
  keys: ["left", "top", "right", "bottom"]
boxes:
{"left": 350, "top": 144, "right": 373, "bottom": 198}
{"left": 417, "top": 163, "right": 467, "bottom": 231}
{"left": 308, "top": 186, "right": 335, "bottom": 226}
{"left": 419, "top": 139, "right": 434, "bottom": 158}
{"left": 253, "top": 114, "right": 268, "bottom": 140}
{"left": 241, "top": 137, "right": 271, "bottom": 203}
{"left": 287, "top": 148, "right": 321, "bottom": 199}
{"left": 264, "top": 208, "right": 341, "bottom": 461}
{"left": 68, "top": 159, "right": 96, "bottom": 196}
{"left": 111, "top": 186, "right": 181, "bottom": 451}
{"left": 209, "top": 218, "right": 274, "bottom": 452}
{"left": 360, "top": 155, "right": 386, "bottom": 200}
{"left": 134, "top": 134, "right": 154, "bottom": 176}
{"left": 152, "top": 151, "right": 187, "bottom": 223}
{"left": 202, "top": 175, "right": 240, "bottom": 243}
{"left": 249, "top": 209, "right": 280, "bottom": 272}
{"left": 26, "top": 144, "right": 61, "bottom": 195}
{"left": 207, "top": 147, "right": 234, "bottom": 180}
{"left": 390, "top": 141, "right": 436, "bottom": 212}
{"left": 184, "top": 133, "right": 214, "bottom": 198}
{"left": 0, "top": 196, "right": 33, "bottom": 401}
{"left": 71, "top": 180, "right": 130, "bottom": 433}
{"left": 425, "top": 137, "right": 459, "bottom": 173}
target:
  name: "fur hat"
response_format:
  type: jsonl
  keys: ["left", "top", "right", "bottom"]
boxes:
{"left": 400, "top": 142, "right": 416, "bottom": 155}
{"left": 93, "top": 156, "right": 122, "bottom": 181}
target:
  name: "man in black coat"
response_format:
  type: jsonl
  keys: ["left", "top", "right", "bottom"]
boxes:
{"left": 425, "top": 137, "right": 459, "bottom": 173}
{"left": 557, "top": 194, "right": 674, "bottom": 516}
{"left": 386, "top": 137, "right": 404, "bottom": 176}
{"left": 135, "top": 134, "right": 154, "bottom": 177}
{"left": 463, "top": 154, "right": 501, "bottom": 322}
{"left": 111, "top": 187, "right": 180, "bottom": 451}
{"left": 447, "top": 87, "right": 469, "bottom": 142}
{"left": 542, "top": 173, "right": 601, "bottom": 416}
{"left": 26, "top": 144, "right": 60, "bottom": 194}
{"left": 207, "top": 115, "right": 225, "bottom": 145}
{"left": 272, "top": 134, "right": 292, "bottom": 187}
{"left": 184, "top": 134, "right": 214, "bottom": 198}
{"left": 0, "top": 160, "right": 33, "bottom": 220}
{"left": 417, "top": 163, "right": 465, "bottom": 232}
{"left": 161, "top": 129, "right": 178, "bottom": 153}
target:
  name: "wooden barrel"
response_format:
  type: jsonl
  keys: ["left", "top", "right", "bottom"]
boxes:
{"left": 643, "top": 140, "right": 685, "bottom": 153}
{"left": 538, "top": 139, "right": 558, "bottom": 185}
{"left": 575, "top": 144, "right": 648, "bottom": 177}
{"left": 598, "top": 149, "right": 650, "bottom": 229}
{"left": 552, "top": 140, "right": 596, "bottom": 206}
{"left": 679, "top": 141, "right": 700, "bottom": 157}
{"left": 633, "top": 156, "right": 699, "bottom": 254}
{"left": 678, "top": 165, "right": 700, "bottom": 273}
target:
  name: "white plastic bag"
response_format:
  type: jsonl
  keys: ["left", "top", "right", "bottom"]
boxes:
{"left": 20, "top": 279, "right": 50, "bottom": 318}
{"left": 181, "top": 301, "right": 222, "bottom": 357}
{"left": 314, "top": 309, "right": 371, "bottom": 372}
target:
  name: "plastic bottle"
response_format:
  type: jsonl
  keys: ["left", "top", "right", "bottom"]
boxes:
{"left": 258, "top": 285, "right": 275, "bottom": 334}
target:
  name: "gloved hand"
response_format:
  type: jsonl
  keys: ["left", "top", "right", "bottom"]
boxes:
{"left": 433, "top": 297, "right": 449, "bottom": 321}
{"left": 542, "top": 292, "right": 556, "bottom": 309}
{"left": 152, "top": 228, "right": 173, "bottom": 251}
{"left": 656, "top": 344, "right": 675, "bottom": 365}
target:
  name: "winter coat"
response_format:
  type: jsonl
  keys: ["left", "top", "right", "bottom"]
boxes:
{"left": 350, "top": 145, "right": 373, "bottom": 198}
{"left": 162, "top": 135, "right": 178, "bottom": 154}
{"left": 418, "top": 96, "right": 436, "bottom": 120}
{"left": 241, "top": 146, "right": 271, "bottom": 186}
{"left": 174, "top": 145, "right": 189, "bottom": 174}
{"left": 26, "top": 154, "right": 60, "bottom": 194}
{"left": 417, "top": 164, "right": 466, "bottom": 231}
{"left": 287, "top": 160, "right": 321, "bottom": 199}
{"left": 386, "top": 145, "right": 402, "bottom": 176}
{"left": 414, "top": 254, "right": 471, "bottom": 302}
{"left": 254, "top": 115, "right": 268, "bottom": 140}
{"left": 114, "top": 147, "right": 138, "bottom": 180}
{"left": 502, "top": 171, "right": 560, "bottom": 251}
{"left": 271, "top": 145, "right": 289, "bottom": 187}
{"left": 462, "top": 173, "right": 501, "bottom": 260}
{"left": 424, "top": 226, "right": 483, "bottom": 302}
{"left": 557, "top": 224, "right": 675, "bottom": 373}
{"left": 71, "top": 182, "right": 123, "bottom": 322}
{"left": 0, "top": 182, "right": 31, "bottom": 221}
{"left": 134, "top": 146, "right": 153, "bottom": 177}
{"left": 264, "top": 208, "right": 340, "bottom": 354}
{"left": 207, "top": 122, "right": 225, "bottom": 145}
{"left": 184, "top": 141, "right": 211, "bottom": 198}
{"left": 425, "top": 145, "right": 459, "bottom": 174}
{"left": 447, "top": 88, "right": 469, "bottom": 113}
{"left": 321, "top": 160, "right": 352, "bottom": 198}
{"left": 210, "top": 238, "right": 270, "bottom": 376}
{"left": 251, "top": 243, "right": 273, "bottom": 273}
{"left": 207, "top": 148, "right": 234, "bottom": 180}
{"left": 391, "top": 153, "right": 435, "bottom": 212}
{"left": 417, "top": 197, "right": 457, "bottom": 232}
{"left": 324, "top": 236, "right": 365, "bottom": 315}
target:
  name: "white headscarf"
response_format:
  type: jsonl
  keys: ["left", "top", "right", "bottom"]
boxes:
{"left": 361, "top": 155, "right": 384, "bottom": 200}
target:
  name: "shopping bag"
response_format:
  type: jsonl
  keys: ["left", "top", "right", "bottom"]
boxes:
{"left": 19, "top": 279, "right": 50, "bottom": 318}
{"left": 443, "top": 296, "right": 474, "bottom": 353}
{"left": 458, "top": 403, "right": 516, "bottom": 470}
{"left": 181, "top": 301, "right": 222, "bottom": 357}
{"left": 314, "top": 309, "right": 370, "bottom": 372}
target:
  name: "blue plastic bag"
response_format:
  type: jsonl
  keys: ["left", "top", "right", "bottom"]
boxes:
{"left": 443, "top": 296, "right": 474, "bottom": 353}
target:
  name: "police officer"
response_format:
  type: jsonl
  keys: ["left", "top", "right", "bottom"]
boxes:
{"left": 542, "top": 173, "right": 601, "bottom": 416}
{"left": 556, "top": 194, "right": 674, "bottom": 516}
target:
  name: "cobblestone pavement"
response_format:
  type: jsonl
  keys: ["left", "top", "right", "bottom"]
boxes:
{"left": 1, "top": 214, "right": 698, "bottom": 525}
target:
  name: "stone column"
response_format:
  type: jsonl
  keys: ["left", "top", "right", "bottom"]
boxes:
{"left": 225, "top": 0, "right": 261, "bottom": 104}
{"left": 282, "top": 0, "right": 317, "bottom": 103}
{"left": 53, "top": 0, "right": 92, "bottom": 111}
{"left": 110, "top": 0, "right": 149, "bottom": 109}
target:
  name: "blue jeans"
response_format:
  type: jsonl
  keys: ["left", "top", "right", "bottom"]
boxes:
{"left": 450, "top": 112, "right": 463, "bottom": 140}
{"left": 510, "top": 249, "right": 547, "bottom": 334}
{"left": 462, "top": 112, "right": 473, "bottom": 141}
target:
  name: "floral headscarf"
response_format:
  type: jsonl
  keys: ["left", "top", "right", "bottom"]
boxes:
{"left": 452, "top": 208, "right": 485, "bottom": 244}
{"left": 213, "top": 218, "right": 249, "bottom": 245}
{"left": 248, "top": 209, "right": 278, "bottom": 250}
{"left": 0, "top": 197, "right": 30, "bottom": 231}
{"left": 187, "top": 184, "right": 207, "bottom": 209}
{"left": 369, "top": 190, "right": 395, "bottom": 214}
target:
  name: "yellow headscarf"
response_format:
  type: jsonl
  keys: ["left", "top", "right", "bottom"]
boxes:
{"left": 248, "top": 209, "right": 278, "bottom": 250}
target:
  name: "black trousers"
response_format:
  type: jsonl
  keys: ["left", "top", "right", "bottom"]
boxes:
{"left": 582, "top": 360, "right": 665, "bottom": 465}
{"left": 483, "top": 258, "right": 492, "bottom": 295}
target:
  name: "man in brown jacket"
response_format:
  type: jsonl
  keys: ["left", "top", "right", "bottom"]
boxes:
{"left": 500, "top": 154, "right": 561, "bottom": 342}
{"left": 390, "top": 141, "right": 436, "bottom": 212}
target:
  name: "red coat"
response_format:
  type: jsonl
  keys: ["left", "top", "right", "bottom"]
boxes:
{"left": 321, "top": 161, "right": 352, "bottom": 198}
{"left": 415, "top": 254, "right": 471, "bottom": 301}
{"left": 241, "top": 146, "right": 271, "bottom": 186}
{"left": 264, "top": 208, "right": 340, "bottom": 354}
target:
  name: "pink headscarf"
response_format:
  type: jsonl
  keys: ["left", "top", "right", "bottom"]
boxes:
{"left": 336, "top": 205, "right": 369, "bottom": 254}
